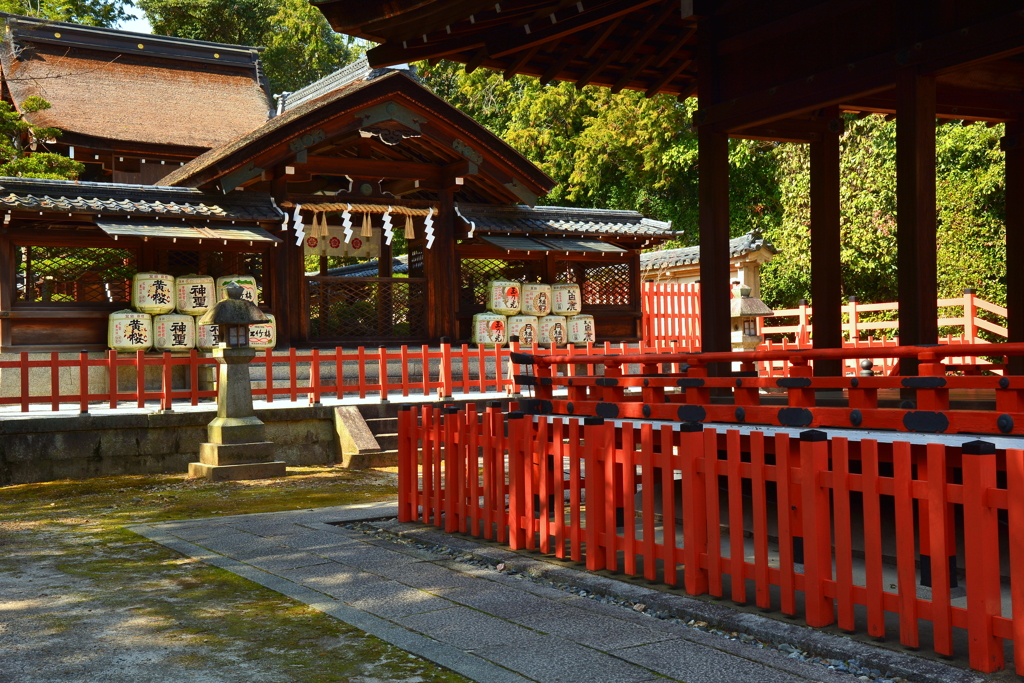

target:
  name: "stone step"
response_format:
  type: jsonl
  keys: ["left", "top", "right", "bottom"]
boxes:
{"left": 373, "top": 433, "right": 399, "bottom": 451}
{"left": 342, "top": 449, "right": 399, "bottom": 469}
{"left": 363, "top": 416, "right": 398, "bottom": 433}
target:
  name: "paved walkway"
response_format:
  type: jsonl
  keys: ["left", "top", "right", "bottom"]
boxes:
{"left": 130, "top": 503, "right": 870, "bottom": 683}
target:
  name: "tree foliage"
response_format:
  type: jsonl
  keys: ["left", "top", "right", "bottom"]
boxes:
{"left": 0, "top": 0, "right": 131, "bottom": 27}
{"left": 0, "top": 96, "right": 83, "bottom": 179}
{"left": 137, "top": 0, "right": 362, "bottom": 93}
{"left": 418, "top": 61, "right": 1010, "bottom": 311}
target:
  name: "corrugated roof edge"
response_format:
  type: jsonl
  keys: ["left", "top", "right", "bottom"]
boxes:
{"left": 641, "top": 230, "right": 778, "bottom": 267}
{"left": 457, "top": 203, "right": 673, "bottom": 232}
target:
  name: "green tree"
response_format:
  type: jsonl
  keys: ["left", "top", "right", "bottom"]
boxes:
{"left": 0, "top": 0, "right": 131, "bottom": 27}
{"left": 0, "top": 96, "right": 83, "bottom": 179}
{"left": 137, "top": 0, "right": 362, "bottom": 93}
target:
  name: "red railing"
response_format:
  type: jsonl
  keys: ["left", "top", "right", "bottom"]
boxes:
{"left": 641, "top": 283, "right": 1010, "bottom": 375}
{"left": 399, "top": 403, "right": 1024, "bottom": 674}
{"left": 512, "top": 342, "right": 1024, "bottom": 435}
{"left": 0, "top": 341, "right": 699, "bottom": 413}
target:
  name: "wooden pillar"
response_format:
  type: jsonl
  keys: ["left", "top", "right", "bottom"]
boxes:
{"left": 425, "top": 188, "right": 458, "bottom": 341}
{"left": 270, "top": 173, "right": 299, "bottom": 346}
{"left": 1005, "top": 119, "right": 1024, "bottom": 374}
{"left": 0, "top": 236, "right": 13, "bottom": 349}
{"left": 810, "top": 107, "right": 843, "bottom": 376}
{"left": 896, "top": 69, "right": 938, "bottom": 374}
{"left": 696, "top": 14, "right": 731, "bottom": 363}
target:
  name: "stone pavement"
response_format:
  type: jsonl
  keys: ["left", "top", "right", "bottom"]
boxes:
{"left": 128, "top": 503, "right": 971, "bottom": 683}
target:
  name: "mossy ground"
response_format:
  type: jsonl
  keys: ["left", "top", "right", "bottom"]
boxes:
{"left": 0, "top": 468, "right": 470, "bottom": 682}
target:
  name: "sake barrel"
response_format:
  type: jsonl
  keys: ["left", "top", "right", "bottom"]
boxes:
{"left": 216, "top": 274, "right": 258, "bottom": 305}
{"left": 471, "top": 312, "right": 508, "bottom": 348}
{"left": 485, "top": 279, "right": 522, "bottom": 315}
{"left": 552, "top": 283, "right": 582, "bottom": 317}
{"left": 507, "top": 315, "right": 538, "bottom": 347}
{"left": 131, "top": 272, "right": 175, "bottom": 315}
{"left": 248, "top": 313, "right": 277, "bottom": 350}
{"left": 538, "top": 315, "right": 567, "bottom": 346}
{"left": 153, "top": 313, "right": 195, "bottom": 351}
{"left": 175, "top": 275, "right": 215, "bottom": 315}
{"left": 108, "top": 310, "right": 153, "bottom": 352}
{"left": 522, "top": 283, "right": 552, "bottom": 316}
{"left": 195, "top": 317, "right": 220, "bottom": 351}
{"left": 567, "top": 314, "right": 597, "bottom": 344}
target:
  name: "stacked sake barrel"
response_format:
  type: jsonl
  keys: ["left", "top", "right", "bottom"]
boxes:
{"left": 471, "top": 279, "right": 595, "bottom": 347}
{"left": 108, "top": 273, "right": 275, "bottom": 352}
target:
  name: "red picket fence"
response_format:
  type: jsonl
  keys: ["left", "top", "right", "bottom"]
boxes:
{"left": 641, "top": 283, "right": 1010, "bottom": 376}
{"left": 0, "top": 341, "right": 699, "bottom": 413}
{"left": 399, "top": 403, "right": 1024, "bottom": 674}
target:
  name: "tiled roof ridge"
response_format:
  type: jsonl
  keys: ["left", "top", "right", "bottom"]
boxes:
{"left": 455, "top": 202, "right": 672, "bottom": 238}
{"left": 458, "top": 202, "right": 655, "bottom": 221}
{"left": 641, "top": 230, "right": 778, "bottom": 267}
{"left": 279, "top": 58, "right": 421, "bottom": 113}
{"left": 1, "top": 12, "right": 263, "bottom": 60}
{"left": 0, "top": 176, "right": 283, "bottom": 221}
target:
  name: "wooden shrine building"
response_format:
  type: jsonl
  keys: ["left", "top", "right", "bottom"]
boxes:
{"left": 318, "top": 0, "right": 1024, "bottom": 375}
{"left": 0, "top": 16, "right": 671, "bottom": 351}
{"left": 159, "top": 59, "right": 671, "bottom": 346}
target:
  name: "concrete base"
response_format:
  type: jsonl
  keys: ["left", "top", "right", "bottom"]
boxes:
{"left": 198, "top": 441, "right": 274, "bottom": 466}
{"left": 188, "top": 460, "right": 287, "bottom": 481}
{"left": 341, "top": 451, "right": 399, "bottom": 469}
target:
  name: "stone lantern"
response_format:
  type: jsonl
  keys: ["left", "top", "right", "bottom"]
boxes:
{"left": 730, "top": 282, "right": 773, "bottom": 351}
{"left": 188, "top": 284, "right": 285, "bottom": 481}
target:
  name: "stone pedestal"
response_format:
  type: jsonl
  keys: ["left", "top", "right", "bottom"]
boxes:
{"left": 188, "top": 345, "right": 286, "bottom": 481}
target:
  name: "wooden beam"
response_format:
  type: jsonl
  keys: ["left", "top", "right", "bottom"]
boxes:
{"left": 296, "top": 156, "right": 462, "bottom": 181}
{"left": 484, "top": 0, "right": 661, "bottom": 59}
{"left": 895, "top": 69, "right": 938, "bottom": 368}
{"left": 810, "top": 107, "right": 843, "bottom": 376}
{"left": 540, "top": 42, "right": 582, "bottom": 85}
{"left": 1005, "top": 119, "right": 1024, "bottom": 374}
{"left": 702, "top": 7, "right": 1024, "bottom": 132}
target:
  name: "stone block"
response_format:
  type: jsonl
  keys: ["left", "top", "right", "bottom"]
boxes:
{"left": 207, "top": 415, "right": 266, "bottom": 444}
{"left": 334, "top": 405, "right": 380, "bottom": 458}
{"left": 199, "top": 441, "right": 274, "bottom": 466}
{"left": 187, "top": 460, "right": 286, "bottom": 481}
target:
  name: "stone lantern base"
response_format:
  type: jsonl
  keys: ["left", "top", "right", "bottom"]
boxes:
{"left": 188, "top": 441, "right": 286, "bottom": 481}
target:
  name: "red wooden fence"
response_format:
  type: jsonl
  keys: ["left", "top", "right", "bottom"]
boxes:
{"left": 399, "top": 403, "right": 1024, "bottom": 674}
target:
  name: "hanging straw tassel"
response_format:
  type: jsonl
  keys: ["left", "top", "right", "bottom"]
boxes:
{"left": 404, "top": 214, "right": 415, "bottom": 239}
{"left": 361, "top": 212, "right": 372, "bottom": 237}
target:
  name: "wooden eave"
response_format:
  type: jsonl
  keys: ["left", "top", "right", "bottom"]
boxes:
{"left": 163, "top": 72, "right": 554, "bottom": 204}
{"left": 315, "top": 0, "right": 1024, "bottom": 137}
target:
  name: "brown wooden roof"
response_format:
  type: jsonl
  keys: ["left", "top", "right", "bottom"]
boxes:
{"left": 160, "top": 68, "right": 555, "bottom": 205}
{"left": 0, "top": 15, "right": 272, "bottom": 152}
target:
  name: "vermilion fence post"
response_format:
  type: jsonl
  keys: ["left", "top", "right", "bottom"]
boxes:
{"left": 961, "top": 439, "right": 1005, "bottom": 672}
{"left": 49, "top": 352, "right": 59, "bottom": 411}
{"left": 893, "top": 441, "right": 919, "bottom": 648}
{"left": 860, "top": 439, "right": 886, "bottom": 637}
{"left": 264, "top": 348, "right": 274, "bottom": 402}
{"left": 507, "top": 411, "right": 527, "bottom": 550}
{"left": 379, "top": 346, "right": 390, "bottom": 402}
{"left": 659, "top": 424, "right": 678, "bottom": 586}
{"left": 964, "top": 288, "right": 978, "bottom": 343}
{"left": 749, "top": 431, "right": 770, "bottom": 609}
{"left": 678, "top": 423, "right": 708, "bottom": 595}
{"left": 1007, "top": 448, "right": 1024, "bottom": 676}
{"left": 397, "top": 404, "right": 414, "bottom": 522}
{"left": 107, "top": 350, "right": 118, "bottom": 410}
{"left": 161, "top": 351, "right": 173, "bottom": 411}
{"left": 443, "top": 406, "right": 459, "bottom": 533}
{"left": 726, "top": 429, "right": 746, "bottom": 603}
{"left": 831, "top": 437, "right": 855, "bottom": 631}
{"left": 79, "top": 351, "right": 89, "bottom": 414}
{"left": 17, "top": 352, "right": 28, "bottom": 412}
{"left": 136, "top": 349, "right": 146, "bottom": 408}
{"left": 308, "top": 348, "right": 322, "bottom": 405}
{"left": 774, "top": 432, "right": 797, "bottom": 615}
{"left": 799, "top": 429, "right": 835, "bottom": 627}
{"left": 926, "top": 442, "right": 954, "bottom": 656}
{"left": 703, "top": 427, "right": 723, "bottom": 596}
{"left": 583, "top": 416, "right": 608, "bottom": 571}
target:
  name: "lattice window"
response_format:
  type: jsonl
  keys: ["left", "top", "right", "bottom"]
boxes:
{"left": 308, "top": 279, "right": 427, "bottom": 340}
{"left": 556, "top": 260, "right": 632, "bottom": 306}
{"left": 458, "top": 258, "right": 543, "bottom": 308}
{"left": 158, "top": 250, "right": 268, "bottom": 305}
{"left": 16, "top": 245, "right": 137, "bottom": 303}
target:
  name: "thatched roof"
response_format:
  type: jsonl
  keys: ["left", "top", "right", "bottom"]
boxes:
{"left": 0, "top": 14, "right": 272, "bottom": 152}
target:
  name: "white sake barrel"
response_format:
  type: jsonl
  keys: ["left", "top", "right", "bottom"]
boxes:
{"left": 507, "top": 315, "right": 538, "bottom": 347}
{"left": 195, "top": 317, "right": 220, "bottom": 351}
{"left": 108, "top": 310, "right": 153, "bottom": 352}
{"left": 471, "top": 312, "right": 508, "bottom": 348}
{"left": 552, "top": 283, "right": 582, "bottom": 317}
{"left": 538, "top": 315, "right": 567, "bottom": 346}
{"left": 485, "top": 279, "right": 522, "bottom": 315}
{"left": 131, "top": 272, "right": 175, "bottom": 314}
{"left": 568, "top": 314, "right": 596, "bottom": 344}
{"left": 153, "top": 313, "right": 195, "bottom": 351}
{"left": 522, "top": 283, "right": 552, "bottom": 316}
{"left": 216, "top": 274, "right": 258, "bottom": 305}
{"left": 248, "top": 313, "right": 277, "bottom": 350}
{"left": 175, "top": 275, "right": 215, "bottom": 315}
